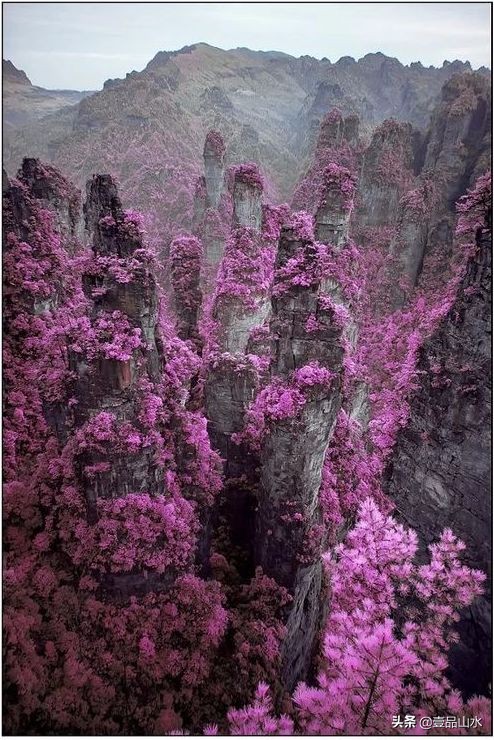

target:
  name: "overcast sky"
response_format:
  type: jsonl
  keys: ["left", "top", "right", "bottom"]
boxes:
{"left": 3, "top": 2, "right": 491, "bottom": 90}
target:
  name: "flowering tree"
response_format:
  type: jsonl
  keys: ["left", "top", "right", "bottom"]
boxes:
{"left": 221, "top": 500, "right": 489, "bottom": 736}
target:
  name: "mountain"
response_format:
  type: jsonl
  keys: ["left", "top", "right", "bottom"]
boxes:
{"left": 3, "top": 58, "right": 31, "bottom": 85}
{"left": 3, "top": 44, "right": 489, "bottom": 243}
{"left": 3, "top": 59, "right": 93, "bottom": 129}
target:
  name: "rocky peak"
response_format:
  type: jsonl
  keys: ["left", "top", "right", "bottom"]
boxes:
{"left": 3, "top": 59, "right": 31, "bottom": 85}
{"left": 359, "top": 51, "right": 390, "bottom": 66}
{"left": 192, "top": 133, "right": 234, "bottom": 287}
{"left": 18, "top": 157, "right": 81, "bottom": 239}
{"left": 84, "top": 174, "right": 141, "bottom": 256}
{"left": 292, "top": 111, "right": 361, "bottom": 216}
{"left": 442, "top": 59, "right": 472, "bottom": 73}
{"left": 315, "top": 163, "right": 356, "bottom": 246}
{"left": 356, "top": 118, "right": 415, "bottom": 230}
{"left": 364, "top": 118, "right": 415, "bottom": 171}
{"left": 316, "top": 108, "right": 345, "bottom": 149}
{"left": 309, "top": 82, "right": 344, "bottom": 121}
{"left": 336, "top": 55, "right": 357, "bottom": 67}
{"left": 145, "top": 43, "right": 199, "bottom": 72}
{"left": 390, "top": 73, "right": 490, "bottom": 300}
{"left": 424, "top": 73, "right": 491, "bottom": 204}
{"left": 170, "top": 232, "right": 203, "bottom": 347}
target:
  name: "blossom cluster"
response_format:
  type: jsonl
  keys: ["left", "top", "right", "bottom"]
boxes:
{"left": 236, "top": 362, "right": 336, "bottom": 449}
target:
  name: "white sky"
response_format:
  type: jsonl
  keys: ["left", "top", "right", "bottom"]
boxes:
{"left": 2, "top": 2, "right": 491, "bottom": 90}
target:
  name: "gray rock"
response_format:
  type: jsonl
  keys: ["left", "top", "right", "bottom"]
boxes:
{"left": 256, "top": 226, "right": 344, "bottom": 688}
{"left": 385, "top": 220, "right": 492, "bottom": 697}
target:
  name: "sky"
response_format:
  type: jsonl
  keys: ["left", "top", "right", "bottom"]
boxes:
{"left": 2, "top": 2, "right": 491, "bottom": 90}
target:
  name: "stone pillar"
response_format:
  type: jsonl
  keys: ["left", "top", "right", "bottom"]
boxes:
{"left": 72, "top": 175, "right": 163, "bottom": 528}
{"left": 204, "top": 164, "right": 271, "bottom": 573}
{"left": 256, "top": 225, "right": 344, "bottom": 689}
{"left": 356, "top": 119, "right": 415, "bottom": 231}
{"left": 205, "top": 197, "right": 267, "bottom": 424}
{"left": 232, "top": 164, "right": 263, "bottom": 230}
{"left": 212, "top": 164, "right": 267, "bottom": 354}
{"left": 18, "top": 157, "right": 82, "bottom": 243}
{"left": 316, "top": 108, "right": 344, "bottom": 149}
{"left": 389, "top": 74, "right": 490, "bottom": 304}
{"left": 292, "top": 110, "right": 361, "bottom": 216}
{"left": 203, "top": 130, "right": 226, "bottom": 210}
{"left": 193, "top": 131, "right": 230, "bottom": 286}
{"left": 170, "top": 232, "right": 203, "bottom": 347}
{"left": 315, "top": 164, "right": 356, "bottom": 246}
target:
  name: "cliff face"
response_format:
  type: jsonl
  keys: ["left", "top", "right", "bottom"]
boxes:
{"left": 423, "top": 73, "right": 491, "bottom": 204}
{"left": 384, "top": 177, "right": 492, "bottom": 696}
{"left": 355, "top": 119, "right": 415, "bottom": 232}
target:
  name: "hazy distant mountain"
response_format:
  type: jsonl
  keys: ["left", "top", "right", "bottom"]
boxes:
{"left": 3, "top": 59, "right": 94, "bottom": 129}
{"left": 3, "top": 43, "right": 489, "bottom": 239}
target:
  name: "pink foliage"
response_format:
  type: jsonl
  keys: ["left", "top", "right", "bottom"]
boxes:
{"left": 292, "top": 112, "right": 360, "bottom": 214}
{"left": 320, "top": 162, "right": 357, "bottom": 210}
{"left": 293, "top": 499, "right": 488, "bottom": 735}
{"left": 213, "top": 226, "right": 275, "bottom": 310}
{"left": 170, "top": 232, "right": 203, "bottom": 311}
{"left": 3, "top": 133, "right": 490, "bottom": 736}
{"left": 231, "top": 162, "right": 264, "bottom": 190}
{"left": 204, "top": 130, "right": 226, "bottom": 158}
{"left": 3, "top": 171, "right": 228, "bottom": 734}
{"left": 236, "top": 362, "right": 335, "bottom": 450}
{"left": 227, "top": 683, "right": 294, "bottom": 735}
{"left": 68, "top": 493, "right": 197, "bottom": 574}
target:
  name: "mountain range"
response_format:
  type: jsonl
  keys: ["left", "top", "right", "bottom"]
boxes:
{"left": 3, "top": 44, "right": 490, "bottom": 242}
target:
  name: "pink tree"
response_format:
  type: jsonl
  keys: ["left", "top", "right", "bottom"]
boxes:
{"left": 220, "top": 500, "right": 489, "bottom": 736}
{"left": 295, "top": 499, "right": 488, "bottom": 735}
